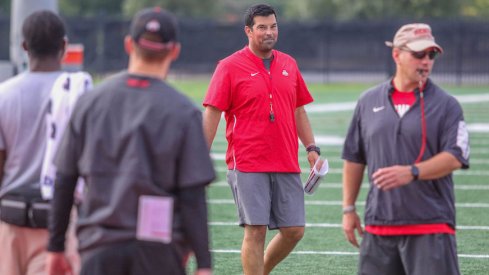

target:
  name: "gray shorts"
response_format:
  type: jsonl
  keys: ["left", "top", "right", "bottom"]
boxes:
{"left": 359, "top": 232, "right": 460, "bottom": 275}
{"left": 226, "top": 170, "right": 305, "bottom": 229}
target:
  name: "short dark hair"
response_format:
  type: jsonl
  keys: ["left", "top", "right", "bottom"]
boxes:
{"left": 22, "top": 10, "right": 66, "bottom": 58}
{"left": 244, "top": 4, "right": 276, "bottom": 28}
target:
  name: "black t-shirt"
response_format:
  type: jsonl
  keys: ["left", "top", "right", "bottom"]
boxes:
{"left": 54, "top": 71, "right": 215, "bottom": 251}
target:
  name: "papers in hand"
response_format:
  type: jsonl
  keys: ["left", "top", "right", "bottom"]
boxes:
{"left": 304, "top": 158, "right": 329, "bottom": 195}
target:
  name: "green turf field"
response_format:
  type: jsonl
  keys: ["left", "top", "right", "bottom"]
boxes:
{"left": 171, "top": 79, "right": 489, "bottom": 275}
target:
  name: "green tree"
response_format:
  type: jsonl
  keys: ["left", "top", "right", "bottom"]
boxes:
{"left": 0, "top": 0, "right": 10, "bottom": 16}
{"left": 462, "top": 0, "right": 489, "bottom": 17}
{"left": 7, "top": 0, "right": 484, "bottom": 20}
{"left": 59, "top": 0, "right": 122, "bottom": 17}
{"left": 122, "top": 0, "right": 220, "bottom": 19}
{"left": 275, "top": 0, "right": 462, "bottom": 21}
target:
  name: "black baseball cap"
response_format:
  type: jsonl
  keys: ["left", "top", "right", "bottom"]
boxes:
{"left": 129, "top": 7, "right": 178, "bottom": 52}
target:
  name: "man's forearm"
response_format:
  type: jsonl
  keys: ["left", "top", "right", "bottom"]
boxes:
{"left": 47, "top": 172, "right": 78, "bottom": 252}
{"left": 203, "top": 106, "right": 222, "bottom": 149}
{"left": 295, "top": 106, "right": 315, "bottom": 147}
{"left": 0, "top": 150, "right": 5, "bottom": 183}
{"left": 179, "top": 185, "right": 211, "bottom": 269}
{"left": 342, "top": 160, "right": 365, "bottom": 207}
{"left": 416, "top": 151, "right": 462, "bottom": 180}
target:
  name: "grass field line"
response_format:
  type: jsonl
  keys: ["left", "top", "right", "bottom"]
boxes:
{"left": 210, "top": 249, "right": 489, "bottom": 259}
{"left": 469, "top": 140, "right": 489, "bottom": 146}
{"left": 466, "top": 148, "right": 489, "bottom": 154}
{"left": 212, "top": 166, "right": 489, "bottom": 176}
{"left": 456, "top": 93, "right": 489, "bottom": 103}
{"left": 211, "top": 153, "right": 489, "bottom": 165}
{"left": 210, "top": 181, "right": 489, "bottom": 190}
{"left": 470, "top": 159, "right": 489, "bottom": 164}
{"left": 209, "top": 222, "right": 489, "bottom": 231}
{"left": 212, "top": 144, "right": 489, "bottom": 152}
{"left": 304, "top": 93, "right": 489, "bottom": 114}
{"left": 208, "top": 199, "right": 489, "bottom": 208}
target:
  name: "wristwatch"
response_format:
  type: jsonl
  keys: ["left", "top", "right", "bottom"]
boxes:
{"left": 410, "top": 165, "right": 419, "bottom": 181}
{"left": 306, "top": 145, "right": 321, "bottom": 156}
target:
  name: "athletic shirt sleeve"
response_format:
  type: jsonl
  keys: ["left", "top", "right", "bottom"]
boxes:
{"left": 440, "top": 97, "right": 470, "bottom": 169}
{"left": 342, "top": 101, "right": 366, "bottom": 164}
{"left": 177, "top": 109, "right": 216, "bottom": 187}
{"left": 203, "top": 60, "right": 232, "bottom": 111}
{"left": 294, "top": 64, "right": 313, "bottom": 107}
{"left": 53, "top": 97, "right": 86, "bottom": 176}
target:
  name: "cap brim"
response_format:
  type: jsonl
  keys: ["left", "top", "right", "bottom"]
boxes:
{"left": 405, "top": 40, "right": 443, "bottom": 53}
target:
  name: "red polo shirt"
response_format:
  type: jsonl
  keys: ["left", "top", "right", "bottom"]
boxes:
{"left": 204, "top": 46, "right": 313, "bottom": 172}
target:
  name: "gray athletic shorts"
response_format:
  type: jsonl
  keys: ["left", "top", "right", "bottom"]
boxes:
{"left": 359, "top": 232, "right": 460, "bottom": 275}
{"left": 226, "top": 170, "right": 305, "bottom": 229}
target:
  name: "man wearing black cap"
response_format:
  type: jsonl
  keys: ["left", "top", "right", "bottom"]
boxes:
{"left": 46, "top": 7, "right": 215, "bottom": 275}
{"left": 342, "top": 23, "right": 469, "bottom": 274}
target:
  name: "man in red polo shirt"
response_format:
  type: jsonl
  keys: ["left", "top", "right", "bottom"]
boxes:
{"left": 203, "top": 4, "right": 320, "bottom": 275}
{"left": 342, "top": 23, "right": 470, "bottom": 275}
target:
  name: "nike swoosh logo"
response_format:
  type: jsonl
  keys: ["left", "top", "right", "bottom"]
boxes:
{"left": 251, "top": 72, "right": 259, "bottom": 76}
{"left": 373, "top": 106, "right": 385, "bottom": 112}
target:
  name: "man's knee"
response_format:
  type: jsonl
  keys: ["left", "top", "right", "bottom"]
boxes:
{"left": 280, "top": 227, "right": 304, "bottom": 243}
{"left": 244, "top": 225, "right": 267, "bottom": 243}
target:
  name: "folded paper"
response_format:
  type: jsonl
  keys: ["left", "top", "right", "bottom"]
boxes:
{"left": 304, "top": 158, "right": 329, "bottom": 195}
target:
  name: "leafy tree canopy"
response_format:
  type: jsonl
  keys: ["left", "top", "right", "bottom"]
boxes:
{"left": 2, "top": 0, "right": 489, "bottom": 20}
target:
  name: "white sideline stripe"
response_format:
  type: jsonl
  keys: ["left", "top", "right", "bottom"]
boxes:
{"left": 210, "top": 181, "right": 489, "bottom": 190}
{"left": 457, "top": 94, "right": 489, "bottom": 103}
{"left": 470, "top": 139, "right": 489, "bottom": 146}
{"left": 209, "top": 222, "right": 489, "bottom": 231}
{"left": 469, "top": 148, "right": 489, "bottom": 154}
{"left": 468, "top": 124, "right": 489, "bottom": 133}
{"left": 470, "top": 159, "right": 489, "bottom": 164}
{"left": 211, "top": 249, "right": 489, "bottom": 259}
{"left": 208, "top": 199, "right": 489, "bottom": 208}
{"left": 305, "top": 102, "right": 357, "bottom": 113}
{"left": 304, "top": 93, "right": 489, "bottom": 114}
{"left": 213, "top": 166, "right": 489, "bottom": 176}
{"left": 211, "top": 154, "right": 489, "bottom": 165}
{"left": 458, "top": 254, "right": 489, "bottom": 259}
{"left": 211, "top": 249, "right": 359, "bottom": 256}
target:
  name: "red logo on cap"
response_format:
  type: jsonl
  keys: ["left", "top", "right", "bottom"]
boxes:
{"left": 146, "top": 20, "right": 160, "bottom": 32}
{"left": 414, "top": 28, "right": 431, "bottom": 36}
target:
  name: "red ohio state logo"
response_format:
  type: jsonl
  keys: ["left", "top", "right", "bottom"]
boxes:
{"left": 414, "top": 28, "right": 431, "bottom": 36}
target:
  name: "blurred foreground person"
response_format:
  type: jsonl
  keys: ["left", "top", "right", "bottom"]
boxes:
{"left": 46, "top": 7, "right": 215, "bottom": 275}
{"left": 0, "top": 10, "right": 83, "bottom": 275}
{"left": 342, "top": 23, "right": 470, "bottom": 275}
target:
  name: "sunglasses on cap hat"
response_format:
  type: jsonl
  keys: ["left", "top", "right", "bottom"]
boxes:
{"left": 402, "top": 48, "right": 440, "bottom": 60}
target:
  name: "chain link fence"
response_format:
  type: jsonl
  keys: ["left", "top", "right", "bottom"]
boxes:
{"left": 1, "top": 17, "right": 488, "bottom": 84}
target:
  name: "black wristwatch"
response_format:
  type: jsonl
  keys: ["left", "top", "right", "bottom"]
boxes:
{"left": 306, "top": 145, "right": 320, "bottom": 156}
{"left": 410, "top": 165, "right": 419, "bottom": 181}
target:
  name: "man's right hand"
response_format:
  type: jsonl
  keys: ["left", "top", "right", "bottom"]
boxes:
{"left": 342, "top": 211, "right": 364, "bottom": 248}
{"left": 46, "top": 252, "right": 73, "bottom": 275}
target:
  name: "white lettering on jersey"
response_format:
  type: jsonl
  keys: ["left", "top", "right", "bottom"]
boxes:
{"left": 394, "top": 104, "right": 410, "bottom": 117}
